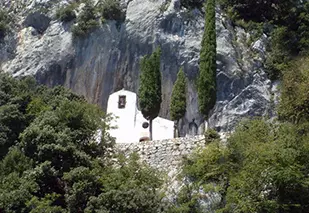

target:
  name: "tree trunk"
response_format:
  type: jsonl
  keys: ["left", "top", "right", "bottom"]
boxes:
{"left": 149, "top": 119, "right": 153, "bottom": 140}
{"left": 174, "top": 120, "right": 178, "bottom": 138}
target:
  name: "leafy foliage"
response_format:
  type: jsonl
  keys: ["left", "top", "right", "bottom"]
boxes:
{"left": 219, "top": 0, "right": 309, "bottom": 80}
{"left": 204, "top": 128, "right": 220, "bottom": 143}
{"left": 180, "top": 0, "right": 204, "bottom": 9}
{"left": 219, "top": 0, "right": 296, "bottom": 23}
{"left": 0, "top": 73, "right": 166, "bottom": 212}
{"left": 278, "top": 57, "right": 309, "bottom": 124}
{"left": 264, "top": 3, "right": 309, "bottom": 79}
{"left": 99, "top": 0, "right": 124, "bottom": 21}
{"left": 198, "top": 0, "right": 217, "bottom": 117}
{"left": 72, "top": 2, "right": 99, "bottom": 38}
{"left": 0, "top": 10, "right": 9, "bottom": 39}
{"left": 138, "top": 48, "right": 162, "bottom": 140}
{"left": 178, "top": 119, "right": 309, "bottom": 212}
{"left": 56, "top": 3, "right": 77, "bottom": 22}
{"left": 85, "top": 153, "right": 167, "bottom": 213}
{"left": 170, "top": 67, "right": 186, "bottom": 122}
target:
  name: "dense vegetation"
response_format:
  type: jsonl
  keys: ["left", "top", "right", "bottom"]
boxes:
{"left": 56, "top": 3, "right": 77, "bottom": 22}
{"left": 180, "top": 0, "right": 204, "bottom": 9}
{"left": 3, "top": 0, "right": 309, "bottom": 212}
{"left": 219, "top": 0, "right": 309, "bottom": 79}
{"left": 99, "top": 0, "right": 124, "bottom": 22}
{"left": 0, "top": 10, "right": 9, "bottom": 39}
{"left": 279, "top": 57, "right": 309, "bottom": 124}
{"left": 175, "top": 47, "right": 309, "bottom": 213}
{"left": 2, "top": 65, "right": 308, "bottom": 212}
{"left": 0, "top": 73, "right": 166, "bottom": 212}
{"left": 56, "top": 0, "right": 124, "bottom": 37}
{"left": 176, "top": 119, "right": 309, "bottom": 212}
{"left": 198, "top": 0, "right": 217, "bottom": 117}
{"left": 138, "top": 48, "right": 162, "bottom": 140}
{"left": 175, "top": 0, "right": 309, "bottom": 205}
{"left": 71, "top": 2, "right": 99, "bottom": 38}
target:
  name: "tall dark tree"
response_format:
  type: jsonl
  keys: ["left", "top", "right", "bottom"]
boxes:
{"left": 198, "top": 0, "right": 217, "bottom": 118}
{"left": 138, "top": 48, "right": 162, "bottom": 140}
{"left": 170, "top": 67, "right": 187, "bottom": 137}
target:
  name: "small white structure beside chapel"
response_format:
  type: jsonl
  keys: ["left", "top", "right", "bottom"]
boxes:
{"left": 107, "top": 89, "right": 174, "bottom": 143}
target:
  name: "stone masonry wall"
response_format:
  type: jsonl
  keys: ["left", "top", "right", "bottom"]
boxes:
{"left": 115, "top": 136, "right": 222, "bottom": 211}
{"left": 115, "top": 135, "right": 205, "bottom": 175}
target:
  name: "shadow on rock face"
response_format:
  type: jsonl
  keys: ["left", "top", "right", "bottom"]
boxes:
{"left": 23, "top": 12, "right": 51, "bottom": 34}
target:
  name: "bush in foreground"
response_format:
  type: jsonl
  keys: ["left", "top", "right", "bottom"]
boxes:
{"left": 0, "top": 73, "right": 167, "bottom": 212}
{"left": 176, "top": 119, "right": 309, "bottom": 212}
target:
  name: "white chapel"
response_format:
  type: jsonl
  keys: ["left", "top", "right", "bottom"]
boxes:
{"left": 106, "top": 89, "right": 174, "bottom": 143}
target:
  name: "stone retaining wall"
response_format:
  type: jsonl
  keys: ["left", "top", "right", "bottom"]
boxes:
{"left": 115, "top": 136, "right": 222, "bottom": 212}
{"left": 115, "top": 136, "right": 206, "bottom": 173}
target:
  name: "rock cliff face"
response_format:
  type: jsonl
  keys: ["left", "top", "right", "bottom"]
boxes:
{"left": 0, "top": 0, "right": 276, "bottom": 135}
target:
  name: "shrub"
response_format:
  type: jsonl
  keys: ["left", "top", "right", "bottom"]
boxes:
{"left": 219, "top": 0, "right": 309, "bottom": 80}
{"left": 56, "top": 4, "right": 77, "bottom": 22}
{"left": 72, "top": 19, "right": 98, "bottom": 37}
{"left": 219, "top": 0, "right": 295, "bottom": 23}
{"left": 278, "top": 57, "right": 309, "bottom": 124}
{"left": 0, "top": 73, "right": 167, "bottom": 212}
{"left": 99, "top": 0, "right": 124, "bottom": 21}
{"left": 297, "top": 2, "right": 309, "bottom": 53}
{"left": 0, "top": 10, "right": 9, "bottom": 39}
{"left": 159, "top": 2, "right": 170, "bottom": 13}
{"left": 180, "top": 0, "right": 204, "bottom": 9}
{"left": 204, "top": 128, "right": 220, "bottom": 143}
{"left": 72, "top": 2, "right": 99, "bottom": 38}
{"left": 178, "top": 119, "right": 309, "bottom": 212}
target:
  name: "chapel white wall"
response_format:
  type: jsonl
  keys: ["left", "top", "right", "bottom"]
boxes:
{"left": 107, "top": 90, "right": 137, "bottom": 143}
{"left": 107, "top": 89, "right": 174, "bottom": 143}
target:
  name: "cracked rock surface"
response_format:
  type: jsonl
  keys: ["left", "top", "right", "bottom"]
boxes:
{"left": 0, "top": 0, "right": 276, "bottom": 135}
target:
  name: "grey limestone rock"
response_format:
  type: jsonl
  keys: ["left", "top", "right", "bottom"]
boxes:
{"left": 0, "top": 0, "right": 274, "bottom": 135}
{"left": 23, "top": 11, "right": 51, "bottom": 33}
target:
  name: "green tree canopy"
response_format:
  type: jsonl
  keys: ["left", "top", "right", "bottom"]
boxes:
{"left": 170, "top": 67, "right": 187, "bottom": 137}
{"left": 99, "top": 0, "right": 124, "bottom": 21}
{"left": 220, "top": 0, "right": 297, "bottom": 23}
{"left": 0, "top": 10, "right": 9, "bottom": 38}
{"left": 177, "top": 119, "right": 309, "bottom": 212}
{"left": 138, "top": 47, "right": 162, "bottom": 140}
{"left": 0, "top": 73, "right": 166, "bottom": 212}
{"left": 170, "top": 67, "right": 187, "bottom": 122}
{"left": 279, "top": 56, "right": 309, "bottom": 124}
{"left": 198, "top": 0, "right": 217, "bottom": 118}
{"left": 180, "top": 0, "right": 204, "bottom": 9}
{"left": 72, "top": 1, "right": 99, "bottom": 38}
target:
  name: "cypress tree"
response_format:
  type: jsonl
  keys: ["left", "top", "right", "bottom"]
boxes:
{"left": 170, "top": 67, "right": 187, "bottom": 137}
{"left": 138, "top": 48, "right": 162, "bottom": 140}
{"left": 198, "top": 0, "right": 217, "bottom": 118}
